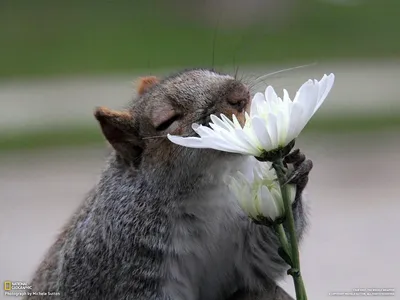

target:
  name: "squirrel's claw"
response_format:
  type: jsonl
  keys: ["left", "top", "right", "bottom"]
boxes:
{"left": 283, "top": 149, "right": 306, "bottom": 167}
{"left": 283, "top": 149, "right": 313, "bottom": 200}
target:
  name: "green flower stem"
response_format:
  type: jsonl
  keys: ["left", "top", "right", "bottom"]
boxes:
{"left": 274, "top": 224, "right": 291, "bottom": 258}
{"left": 273, "top": 159, "right": 308, "bottom": 300}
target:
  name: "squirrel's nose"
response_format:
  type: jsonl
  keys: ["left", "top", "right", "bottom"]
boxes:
{"left": 227, "top": 85, "right": 250, "bottom": 113}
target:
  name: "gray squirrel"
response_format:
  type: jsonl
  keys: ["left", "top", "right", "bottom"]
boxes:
{"left": 26, "top": 69, "right": 313, "bottom": 300}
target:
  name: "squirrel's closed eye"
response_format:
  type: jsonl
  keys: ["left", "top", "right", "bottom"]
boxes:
{"left": 155, "top": 114, "right": 182, "bottom": 131}
{"left": 227, "top": 99, "right": 247, "bottom": 113}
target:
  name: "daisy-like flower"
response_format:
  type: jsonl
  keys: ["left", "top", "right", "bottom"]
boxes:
{"left": 168, "top": 73, "right": 335, "bottom": 158}
{"left": 227, "top": 158, "right": 297, "bottom": 223}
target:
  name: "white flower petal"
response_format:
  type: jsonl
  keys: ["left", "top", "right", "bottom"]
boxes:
{"left": 253, "top": 186, "right": 262, "bottom": 217}
{"left": 213, "top": 140, "right": 255, "bottom": 154}
{"left": 270, "top": 187, "right": 285, "bottom": 217}
{"left": 220, "top": 114, "right": 241, "bottom": 129}
{"left": 275, "top": 109, "right": 289, "bottom": 146}
{"left": 170, "top": 128, "right": 251, "bottom": 154}
{"left": 285, "top": 102, "right": 304, "bottom": 142}
{"left": 314, "top": 73, "right": 335, "bottom": 113}
{"left": 252, "top": 166, "right": 264, "bottom": 182}
{"left": 206, "top": 140, "right": 248, "bottom": 153}
{"left": 210, "top": 114, "right": 235, "bottom": 132}
{"left": 244, "top": 111, "right": 252, "bottom": 126}
{"left": 297, "top": 84, "right": 320, "bottom": 127}
{"left": 282, "top": 89, "right": 291, "bottom": 103}
{"left": 260, "top": 185, "right": 279, "bottom": 221}
{"left": 193, "top": 123, "right": 221, "bottom": 138}
{"left": 265, "top": 85, "right": 279, "bottom": 102}
{"left": 233, "top": 129, "right": 262, "bottom": 156}
{"left": 193, "top": 124, "right": 246, "bottom": 151}
{"left": 297, "top": 81, "right": 319, "bottom": 108}
{"left": 251, "top": 92, "right": 266, "bottom": 117}
{"left": 167, "top": 134, "right": 207, "bottom": 148}
{"left": 239, "top": 156, "right": 258, "bottom": 182}
{"left": 287, "top": 184, "right": 297, "bottom": 204}
{"left": 215, "top": 126, "right": 255, "bottom": 150}
{"left": 282, "top": 88, "right": 293, "bottom": 116}
{"left": 231, "top": 114, "right": 243, "bottom": 129}
{"left": 236, "top": 174, "right": 259, "bottom": 219}
{"left": 266, "top": 113, "right": 278, "bottom": 148}
{"left": 251, "top": 116, "right": 273, "bottom": 150}
{"left": 293, "top": 79, "right": 313, "bottom": 102}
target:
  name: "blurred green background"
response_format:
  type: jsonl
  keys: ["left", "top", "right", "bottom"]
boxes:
{"left": 0, "top": 0, "right": 399, "bottom": 151}
{"left": 1, "top": 0, "right": 399, "bottom": 78}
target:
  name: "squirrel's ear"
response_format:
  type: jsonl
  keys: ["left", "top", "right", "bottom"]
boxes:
{"left": 137, "top": 76, "right": 158, "bottom": 95}
{"left": 94, "top": 106, "right": 143, "bottom": 164}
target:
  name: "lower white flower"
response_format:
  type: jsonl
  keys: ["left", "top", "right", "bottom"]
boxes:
{"left": 167, "top": 73, "right": 335, "bottom": 158}
{"left": 228, "top": 159, "right": 297, "bottom": 223}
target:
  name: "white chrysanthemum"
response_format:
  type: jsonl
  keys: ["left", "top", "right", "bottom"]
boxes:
{"left": 168, "top": 73, "right": 335, "bottom": 157}
{"left": 228, "top": 159, "right": 296, "bottom": 222}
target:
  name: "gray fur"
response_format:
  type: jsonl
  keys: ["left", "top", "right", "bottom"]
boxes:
{"left": 25, "top": 69, "right": 309, "bottom": 300}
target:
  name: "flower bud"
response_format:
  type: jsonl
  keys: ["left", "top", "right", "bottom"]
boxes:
{"left": 228, "top": 160, "right": 296, "bottom": 224}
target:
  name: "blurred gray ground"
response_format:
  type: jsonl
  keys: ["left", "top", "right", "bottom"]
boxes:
{"left": 0, "top": 60, "right": 399, "bottom": 132}
{"left": 0, "top": 131, "right": 399, "bottom": 300}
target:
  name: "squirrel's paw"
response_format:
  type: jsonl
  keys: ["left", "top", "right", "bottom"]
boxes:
{"left": 283, "top": 149, "right": 313, "bottom": 197}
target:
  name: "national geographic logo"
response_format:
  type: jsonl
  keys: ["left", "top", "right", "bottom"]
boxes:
{"left": 3, "top": 281, "right": 32, "bottom": 291}
{"left": 4, "top": 281, "right": 12, "bottom": 291}
{"left": 4, "top": 281, "right": 33, "bottom": 297}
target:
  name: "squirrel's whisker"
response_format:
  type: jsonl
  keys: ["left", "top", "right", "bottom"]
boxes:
{"left": 248, "top": 62, "right": 317, "bottom": 91}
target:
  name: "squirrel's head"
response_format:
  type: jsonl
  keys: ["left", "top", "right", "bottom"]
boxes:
{"left": 94, "top": 68, "right": 251, "bottom": 170}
